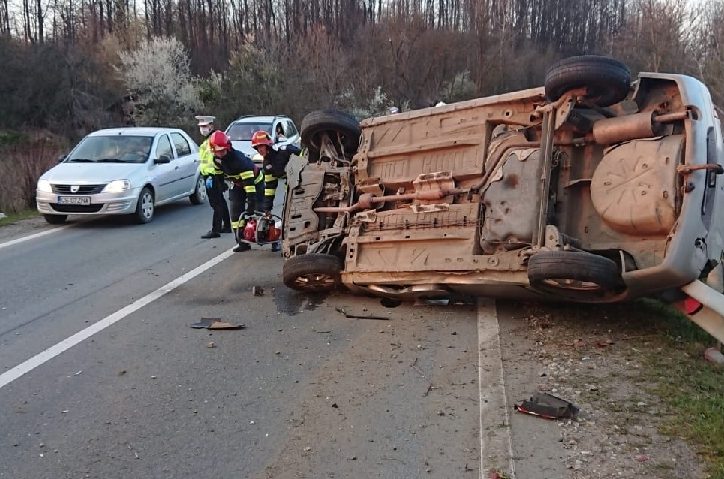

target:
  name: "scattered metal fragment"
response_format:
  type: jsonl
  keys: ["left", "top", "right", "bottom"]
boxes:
{"left": 704, "top": 347, "right": 724, "bottom": 365}
{"left": 335, "top": 306, "right": 390, "bottom": 321}
{"left": 514, "top": 392, "right": 579, "bottom": 419}
{"left": 191, "top": 318, "right": 246, "bottom": 330}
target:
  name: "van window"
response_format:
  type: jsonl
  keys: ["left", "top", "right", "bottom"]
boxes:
{"left": 286, "top": 120, "right": 298, "bottom": 136}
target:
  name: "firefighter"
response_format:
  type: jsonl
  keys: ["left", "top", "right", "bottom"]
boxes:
{"left": 195, "top": 115, "right": 231, "bottom": 239}
{"left": 208, "top": 130, "right": 265, "bottom": 252}
{"left": 250, "top": 130, "right": 301, "bottom": 252}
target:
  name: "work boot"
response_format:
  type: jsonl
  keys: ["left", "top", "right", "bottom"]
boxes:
{"left": 201, "top": 231, "right": 221, "bottom": 239}
{"left": 271, "top": 242, "right": 281, "bottom": 253}
{"left": 221, "top": 226, "right": 232, "bottom": 234}
{"left": 233, "top": 243, "right": 251, "bottom": 253}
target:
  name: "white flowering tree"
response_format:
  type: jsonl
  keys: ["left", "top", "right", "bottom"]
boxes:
{"left": 118, "top": 37, "right": 201, "bottom": 126}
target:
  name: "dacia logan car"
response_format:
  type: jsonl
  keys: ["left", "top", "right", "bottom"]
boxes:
{"left": 280, "top": 56, "right": 724, "bottom": 313}
{"left": 36, "top": 127, "right": 205, "bottom": 224}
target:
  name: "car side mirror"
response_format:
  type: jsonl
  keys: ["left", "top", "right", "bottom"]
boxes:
{"left": 57, "top": 154, "right": 66, "bottom": 163}
{"left": 154, "top": 154, "right": 171, "bottom": 164}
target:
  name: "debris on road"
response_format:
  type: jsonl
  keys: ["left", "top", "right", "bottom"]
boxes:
{"left": 191, "top": 318, "right": 246, "bottom": 330}
{"left": 207, "top": 341, "right": 216, "bottom": 348}
{"left": 335, "top": 306, "right": 390, "bottom": 321}
{"left": 514, "top": 392, "right": 579, "bottom": 419}
{"left": 253, "top": 286, "right": 264, "bottom": 296}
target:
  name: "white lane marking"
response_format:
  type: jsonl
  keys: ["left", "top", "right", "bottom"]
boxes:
{"left": 0, "top": 249, "right": 235, "bottom": 390}
{"left": 0, "top": 228, "right": 65, "bottom": 250}
{"left": 478, "top": 297, "right": 516, "bottom": 479}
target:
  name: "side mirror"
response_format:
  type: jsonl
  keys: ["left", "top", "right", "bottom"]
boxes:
{"left": 154, "top": 154, "right": 171, "bottom": 164}
{"left": 57, "top": 154, "right": 66, "bottom": 163}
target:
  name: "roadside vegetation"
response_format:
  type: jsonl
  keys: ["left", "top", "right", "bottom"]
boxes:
{"left": 3, "top": 0, "right": 724, "bottom": 214}
{"left": 0, "top": 210, "right": 39, "bottom": 226}
{"left": 644, "top": 303, "right": 724, "bottom": 478}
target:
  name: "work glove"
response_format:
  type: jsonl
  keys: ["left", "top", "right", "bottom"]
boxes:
{"left": 205, "top": 176, "right": 213, "bottom": 190}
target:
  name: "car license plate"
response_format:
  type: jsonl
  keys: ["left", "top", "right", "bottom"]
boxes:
{"left": 57, "top": 196, "right": 91, "bottom": 205}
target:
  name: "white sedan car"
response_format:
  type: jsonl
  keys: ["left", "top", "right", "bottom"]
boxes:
{"left": 36, "top": 127, "right": 206, "bottom": 224}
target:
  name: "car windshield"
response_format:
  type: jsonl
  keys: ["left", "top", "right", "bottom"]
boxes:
{"left": 66, "top": 135, "right": 154, "bottom": 163}
{"left": 227, "top": 123, "right": 272, "bottom": 141}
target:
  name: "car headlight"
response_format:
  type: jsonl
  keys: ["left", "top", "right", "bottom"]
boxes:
{"left": 37, "top": 179, "right": 52, "bottom": 193}
{"left": 103, "top": 180, "right": 131, "bottom": 193}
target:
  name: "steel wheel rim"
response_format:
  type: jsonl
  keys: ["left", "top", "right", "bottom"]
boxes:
{"left": 542, "top": 278, "right": 603, "bottom": 292}
{"left": 141, "top": 192, "right": 154, "bottom": 219}
{"left": 293, "top": 272, "right": 337, "bottom": 290}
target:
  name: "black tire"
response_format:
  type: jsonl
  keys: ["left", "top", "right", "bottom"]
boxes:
{"left": 43, "top": 214, "right": 67, "bottom": 224}
{"left": 133, "top": 186, "right": 154, "bottom": 224}
{"left": 300, "top": 110, "right": 361, "bottom": 160}
{"left": 283, "top": 253, "right": 342, "bottom": 292}
{"left": 189, "top": 176, "right": 206, "bottom": 205}
{"left": 528, "top": 250, "right": 624, "bottom": 302}
{"left": 545, "top": 56, "right": 631, "bottom": 107}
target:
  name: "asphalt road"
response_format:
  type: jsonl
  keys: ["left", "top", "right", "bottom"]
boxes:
{"left": 0, "top": 201, "right": 480, "bottom": 479}
{"left": 0, "top": 198, "right": 568, "bottom": 479}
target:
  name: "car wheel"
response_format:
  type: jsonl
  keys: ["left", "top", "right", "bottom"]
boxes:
{"left": 133, "top": 187, "right": 154, "bottom": 224}
{"left": 300, "top": 110, "right": 361, "bottom": 162}
{"left": 527, "top": 250, "right": 625, "bottom": 302}
{"left": 189, "top": 176, "right": 206, "bottom": 205}
{"left": 283, "top": 253, "right": 342, "bottom": 292}
{"left": 544, "top": 55, "right": 631, "bottom": 107}
{"left": 43, "top": 214, "right": 67, "bottom": 225}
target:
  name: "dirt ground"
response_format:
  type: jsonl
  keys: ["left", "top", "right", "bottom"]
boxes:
{"left": 498, "top": 299, "right": 718, "bottom": 479}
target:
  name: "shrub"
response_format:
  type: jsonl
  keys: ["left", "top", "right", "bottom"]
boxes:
{"left": 0, "top": 139, "right": 66, "bottom": 213}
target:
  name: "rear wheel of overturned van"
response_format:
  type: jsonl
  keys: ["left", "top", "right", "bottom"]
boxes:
{"left": 527, "top": 250, "right": 625, "bottom": 302}
{"left": 544, "top": 55, "right": 631, "bottom": 107}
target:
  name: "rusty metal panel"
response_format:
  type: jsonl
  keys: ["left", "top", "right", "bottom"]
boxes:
{"left": 480, "top": 148, "right": 542, "bottom": 253}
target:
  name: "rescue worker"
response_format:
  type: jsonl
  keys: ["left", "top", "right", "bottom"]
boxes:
{"left": 250, "top": 130, "right": 301, "bottom": 253}
{"left": 196, "top": 115, "right": 231, "bottom": 239}
{"left": 208, "top": 130, "right": 265, "bottom": 253}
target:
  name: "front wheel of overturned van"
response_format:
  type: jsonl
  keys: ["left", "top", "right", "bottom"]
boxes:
{"left": 300, "top": 110, "right": 361, "bottom": 162}
{"left": 283, "top": 254, "right": 342, "bottom": 292}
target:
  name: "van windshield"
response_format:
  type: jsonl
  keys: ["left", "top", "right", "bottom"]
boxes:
{"left": 227, "top": 123, "right": 272, "bottom": 141}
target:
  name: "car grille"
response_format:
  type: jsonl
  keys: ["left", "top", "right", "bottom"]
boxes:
{"left": 51, "top": 184, "right": 106, "bottom": 194}
{"left": 50, "top": 203, "right": 104, "bottom": 213}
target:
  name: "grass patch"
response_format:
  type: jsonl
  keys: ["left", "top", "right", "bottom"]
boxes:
{"left": 637, "top": 301, "right": 724, "bottom": 478}
{"left": 0, "top": 209, "right": 39, "bottom": 226}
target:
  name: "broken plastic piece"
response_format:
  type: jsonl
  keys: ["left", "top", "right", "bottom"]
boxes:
{"left": 191, "top": 318, "right": 246, "bottom": 330}
{"left": 514, "top": 392, "right": 579, "bottom": 419}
